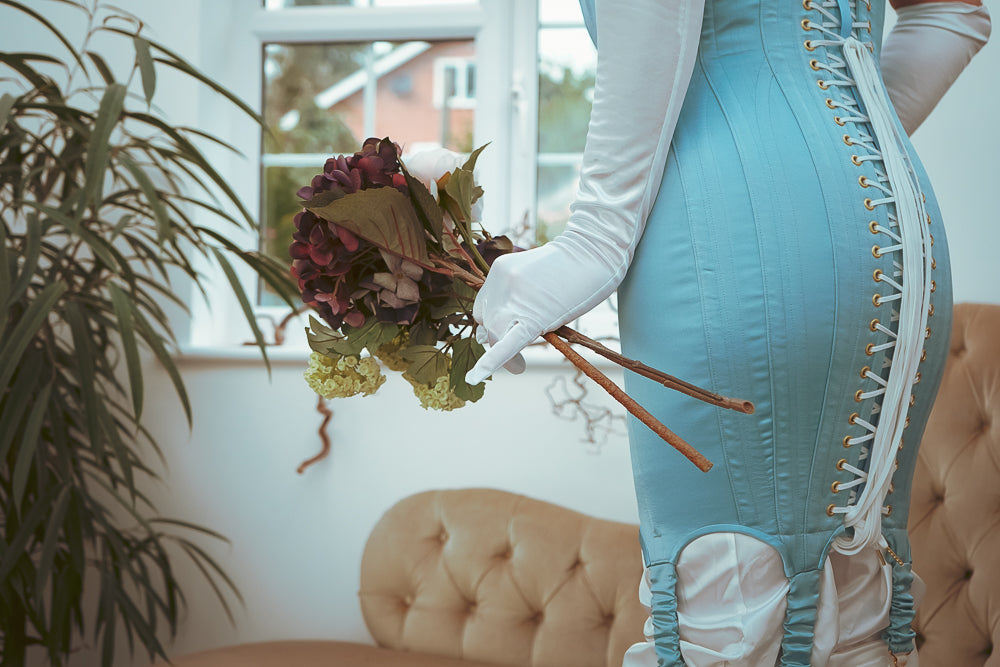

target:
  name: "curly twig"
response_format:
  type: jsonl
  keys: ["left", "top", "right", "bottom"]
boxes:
{"left": 297, "top": 396, "right": 333, "bottom": 474}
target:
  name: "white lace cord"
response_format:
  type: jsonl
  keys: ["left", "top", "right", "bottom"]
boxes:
{"left": 833, "top": 37, "right": 934, "bottom": 555}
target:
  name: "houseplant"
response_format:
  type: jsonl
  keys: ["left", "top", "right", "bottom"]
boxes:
{"left": 0, "top": 1, "right": 298, "bottom": 665}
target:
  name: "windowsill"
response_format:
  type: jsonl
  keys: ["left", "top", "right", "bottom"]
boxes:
{"left": 176, "top": 341, "right": 617, "bottom": 370}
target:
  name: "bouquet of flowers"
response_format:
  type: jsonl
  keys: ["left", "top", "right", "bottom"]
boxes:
{"left": 291, "top": 138, "right": 503, "bottom": 411}
{"left": 291, "top": 137, "right": 753, "bottom": 470}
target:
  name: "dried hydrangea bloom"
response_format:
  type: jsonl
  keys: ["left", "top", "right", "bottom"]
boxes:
{"left": 404, "top": 373, "right": 466, "bottom": 412}
{"left": 304, "top": 352, "right": 386, "bottom": 399}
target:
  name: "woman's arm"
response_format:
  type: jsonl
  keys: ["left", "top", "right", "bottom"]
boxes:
{"left": 466, "top": 0, "right": 705, "bottom": 384}
{"left": 881, "top": 0, "right": 991, "bottom": 134}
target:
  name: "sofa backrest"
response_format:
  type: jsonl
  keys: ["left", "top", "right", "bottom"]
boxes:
{"left": 359, "top": 488, "right": 645, "bottom": 667}
{"left": 911, "top": 303, "right": 1000, "bottom": 666}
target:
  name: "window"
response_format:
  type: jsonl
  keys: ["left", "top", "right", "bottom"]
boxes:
{"left": 190, "top": 0, "right": 617, "bottom": 350}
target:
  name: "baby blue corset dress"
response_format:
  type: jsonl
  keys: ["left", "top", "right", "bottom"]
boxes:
{"left": 579, "top": 0, "right": 952, "bottom": 664}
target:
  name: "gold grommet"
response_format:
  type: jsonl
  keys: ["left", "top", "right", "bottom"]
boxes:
{"left": 889, "top": 482, "right": 895, "bottom": 494}
{"left": 885, "top": 504, "right": 893, "bottom": 516}
{"left": 899, "top": 437, "right": 905, "bottom": 449}
{"left": 928, "top": 304, "right": 935, "bottom": 316}
{"left": 926, "top": 213, "right": 932, "bottom": 225}
{"left": 920, "top": 350, "right": 927, "bottom": 362}
{"left": 869, "top": 220, "right": 879, "bottom": 234}
{"left": 849, "top": 412, "right": 860, "bottom": 425}
{"left": 859, "top": 175, "right": 870, "bottom": 187}
{"left": 818, "top": 79, "right": 829, "bottom": 90}
{"left": 930, "top": 233, "right": 935, "bottom": 246}
{"left": 872, "top": 245, "right": 882, "bottom": 258}
{"left": 909, "top": 394, "right": 916, "bottom": 406}
{"left": 852, "top": 154, "right": 863, "bottom": 166}
{"left": 931, "top": 258, "right": 937, "bottom": 270}
{"left": 854, "top": 389, "right": 864, "bottom": 402}
{"left": 860, "top": 365, "right": 871, "bottom": 378}
{"left": 865, "top": 343, "right": 875, "bottom": 356}
{"left": 864, "top": 198, "right": 875, "bottom": 210}
{"left": 869, "top": 318, "right": 879, "bottom": 332}
{"left": 872, "top": 293, "right": 881, "bottom": 307}
{"left": 914, "top": 372, "right": 921, "bottom": 384}
{"left": 827, "top": 504, "right": 836, "bottom": 517}
{"left": 803, "top": 0, "right": 813, "bottom": 9}
{"left": 802, "top": 18, "right": 812, "bottom": 30}
{"left": 905, "top": 416, "right": 911, "bottom": 428}
{"left": 925, "top": 327, "right": 931, "bottom": 338}
{"left": 844, "top": 134, "right": 854, "bottom": 146}
{"left": 810, "top": 59, "right": 821, "bottom": 70}
{"left": 842, "top": 435, "right": 852, "bottom": 448}
{"left": 866, "top": 20, "right": 872, "bottom": 32}
{"left": 804, "top": 39, "right": 816, "bottom": 51}
{"left": 831, "top": 480, "right": 841, "bottom": 493}
{"left": 921, "top": 192, "right": 926, "bottom": 203}
{"left": 837, "top": 458, "right": 847, "bottom": 470}
{"left": 827, "top": 98, "right": 837, "bottom": 109}
{"left": 834, "top": 115, "right": 845, "bottom": 126}
{"left": 873, "top": 269, "right": 883, "bottom": 282}
{"left": 930, "top": 280, "right": 936, "bottom": 293}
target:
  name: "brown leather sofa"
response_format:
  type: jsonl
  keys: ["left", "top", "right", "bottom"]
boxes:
{"left": 158, "top": 303, "right": 1000, "bottom": 667}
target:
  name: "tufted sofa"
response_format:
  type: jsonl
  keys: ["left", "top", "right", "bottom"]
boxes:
{"left": 157, "top": 302, "right": 1000, "bottom": 667}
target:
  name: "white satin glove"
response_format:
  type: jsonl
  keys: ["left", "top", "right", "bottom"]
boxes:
{"left": 466, "top": 0, "right": 705, "bottom": 385}
{"left": 881, "top": 1, "right": 991, "bottom": 135}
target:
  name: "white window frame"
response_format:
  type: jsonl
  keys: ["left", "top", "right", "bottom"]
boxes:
{"left": 185, "top": 0, "right": 611, "bottom": 356}
{"left": 433, "top": 56, "right": 477, "bottom": 109}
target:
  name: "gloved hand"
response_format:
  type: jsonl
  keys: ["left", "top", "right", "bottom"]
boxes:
{"left": 881, "top": 1, "right": 991, "bottom": 135}
{"left": 466, "top": 0, "right": 706, "bottom": 385}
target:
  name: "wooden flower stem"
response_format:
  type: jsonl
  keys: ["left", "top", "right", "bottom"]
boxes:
{"left": 543, "top": 332, "right": 713, "bottom": 473}
{"left": 553, "top": 326, "right": 755, "bottom": 415}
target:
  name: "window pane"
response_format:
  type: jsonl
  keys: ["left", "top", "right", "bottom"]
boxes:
{"left": 536, "top": 25, "right": 595, "bottom": 243}
{"left": 539, "top": 0, "right": 585, "bottom": 24}
{"left": 261, "top": 39, "right": 476, "bottom": 304}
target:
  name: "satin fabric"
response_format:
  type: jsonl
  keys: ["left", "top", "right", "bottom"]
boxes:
{"left": 622, "top": 534, "right": 923, "bottom": 666}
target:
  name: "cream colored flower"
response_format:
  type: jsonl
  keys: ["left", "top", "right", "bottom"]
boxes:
{"left": 305, "top": 352, "right": 386, "bottom": 399}
{"left": 403, "top": 373, "right": 466, "bottom": 412}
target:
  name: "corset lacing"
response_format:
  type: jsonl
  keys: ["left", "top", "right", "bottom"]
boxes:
{"left": 803, "top": 0, "right": 934, "bottom": 559}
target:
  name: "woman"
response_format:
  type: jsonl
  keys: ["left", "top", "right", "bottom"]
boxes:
{"left": 467, "top": 0, "right": 990, "bottom": 665}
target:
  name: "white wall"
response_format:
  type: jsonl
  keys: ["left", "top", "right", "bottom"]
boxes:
{"left": 6, "top": 1, "right": 999, "bottom": 666}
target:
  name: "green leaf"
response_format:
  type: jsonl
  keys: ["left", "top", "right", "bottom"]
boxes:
{"left": 6, "top": 212, "right": 42, "bottom": 310}
{"left": 84, "top": 83, "right": 127, "bottom": 208}
{"left": 132, "top": 306, "right": 191, "bottom": 427}
{"left": 400, "top": 164, "right": 444, "bottom": 244}
{"left": 212, "top": 248, "right": 271, "bottom": 374}
{"left": 449, "top": 337, "right": 486, "bottom": 402}
{"left": 64, "top": 301, "right": 105, "bottom": 461}
{"left": 0, "top": 341, "right": 43, "bottom": 462}
{"left": 117, "top": 154, "right": 171, "bottom": 244}
{"left": 401, "top": 345, "right": 449, "bottom": 385}
{"left": 34, "top": 478, "right": 72, "bottom": 599}
{"left": 0, "top": 484, "right": 60, "bottom": 583}
{"left": 305, "top": 187, "right": 430, "bottom": 266}
{"left": 87, "top": 51, "right": 116, "bottom": 85}
{"left": 0, "top": 1, "right": 86, "bottom": 70}
{"left": 0, "top": 92, "right": 16, "bottom": 135}
{"left": 461, "top": 142, "right": 490, "bottom": 174}
{"left": 0, "top": 280, "right": 66, "bottom": 391}
{"left": 443, "top": 167, "right": 477, "bottom": 224}
{"left": 109, "top": 283, "right": 143, "bottom": 420}
{"left": 11, "top": 382, "right": 51, "bottom": 507}
{"left": 133, "top": 37, "right": 156, "bottom": 106}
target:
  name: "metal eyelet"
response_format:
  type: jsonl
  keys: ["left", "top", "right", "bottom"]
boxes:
{"left": 868, "top": 220, "right": 879, "bottom": 234}
{"left": 921, "top": 192, "right": 926, "bottom": 203}
{"left": 859, "top": 175, "right": 870, "bottom": 187}
{"left": 837, "top": 458, "right": 848, "bottom": 471}
{"left": 860, "top": 365, "right": 871, "bottom": 378}
{"left": 831, "top": 480, "right": 842, "bottom": 493}
{"left": 931, "top": 258, "right": 937, "bottom": 270}
{"left": 852, "top": 154, "right": 864, "bottom": 166}
{"left": 914, "top": 372, "right": 922, "bottom": 384}
{"left": 827, "top": 504, "right": 836, "bottom": 517}
{"left": 803, "top": 0, "right": 813, "bottom": 9}
{"left": 809, "top": 59, "right": 821, "bottom": 71}
{"left": 865, "top": 343, "right": 875, "bottom": 356}
{"left": 909, "top": 394, "right": 916, "bottom": 406}
{"left": 872, "top": 245, "right": 882, "bottom": 258}
{"left": 842, "top": 435, "right": 852, "bottom": 448}
{"left": 920, "top": 350, "right": 927, "bottom": 362}
{"left": 849, "top": 412, "right": 860, "bottom": 425}
{"left": 869, "top": 318, "right": 879, "bottom": 332}
{"left": 802, "top": 18, "right": 813, "bottom": 31}
{"left": 930, "top": 280, "right": 936, "bottom": 292}
{"left": 833, "top": 115, "right": 846, "bottom": 126}
{"left": 854, "top": 389, "right": 864, "bottom": 402}
{"left": 804, "top": 39, "right": 817, "bottom": 51}
{"left": 889, "top": 482, "right": 895, "bottom": 494}
{"left": 885, "top": 505, "right": 893, "bottom": 516}
{"left": 872, "top": 294, "right": 881, "bottom": 307}
{"left": 826, "top": 98, "right": 837, "bottom": 109}
{"left": 865, "top": 20, "right": 872, "bottom": 33}
{"left": 904, "top": 416, "right": 911, "bottom": 428}
{"left": 926, "top": 213, "right": 932, "bottom": 225}
{"left": 843, "top": 135, "right": 854, "bottom": 146}
{"left": 928, "top": 304, "right": 935, "bottom": 316}
{"left": 930, "top": 233, "right": 935, "bottom": 246}
{"left": 817, "top": 79, "right": 829, "bottom": 90}
{"left": 864, "top": 198, "right": 875, "bottom": 210}
{"left": 925, "top": 327, "right": 931, "bottom": 339}
{"left": 873, "top": 269, "right": 883, "bottom": 282}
